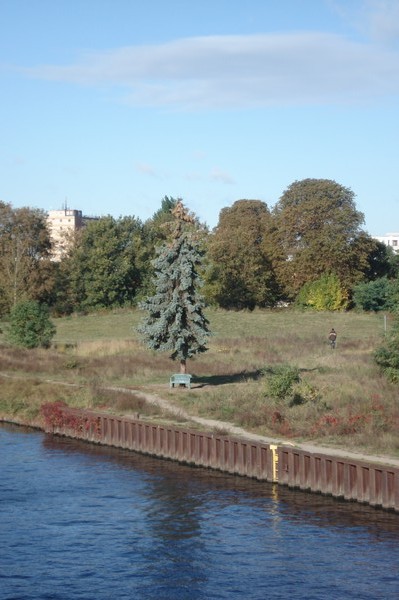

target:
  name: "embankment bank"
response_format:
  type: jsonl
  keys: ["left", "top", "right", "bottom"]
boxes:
{"left": 3, "top": 404, "right": 398, "bottom": 514}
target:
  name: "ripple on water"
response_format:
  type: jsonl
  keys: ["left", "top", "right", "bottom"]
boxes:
{"left": 1, "top": 424, "right": 398, "bottom": 600}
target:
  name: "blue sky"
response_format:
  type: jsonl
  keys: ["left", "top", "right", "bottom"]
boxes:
{"left": 1, "top": 0, "right": 398, "bottom": 235}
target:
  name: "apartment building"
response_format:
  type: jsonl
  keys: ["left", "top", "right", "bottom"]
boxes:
{"left": 47, "top": 208, "right": 83, "bottom": 260}
{"left": 374, "top": 233, "right": 399, "bottom": 255}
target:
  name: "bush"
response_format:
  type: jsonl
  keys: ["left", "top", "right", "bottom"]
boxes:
{"left": 374, "top": 312, "right": 399, "bottom": 382}
{"left": 352, "top": 277, "right": 395, "bottom": 312}
{"left": 264, "top": 364, "right": 300, "bottom": 403}
{"left": 263, "top": 364, "right": 323, "bottom": 408}
{"left": 7, "top": 301, "right": 56, "bottom": 349}
{"left": 296, "top": 273, "right": 348, "bottom": 311}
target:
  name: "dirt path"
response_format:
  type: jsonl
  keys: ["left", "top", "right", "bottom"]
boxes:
{"left": 2, "top": 372, "right": 399, "bottom": 468}
{"left": 105, "top": 384, "right": 399, "bottom": 468}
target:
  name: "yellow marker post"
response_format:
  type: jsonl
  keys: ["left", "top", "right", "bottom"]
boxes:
{"left": 270, "top": 444, "right": 279, "bottom": 482}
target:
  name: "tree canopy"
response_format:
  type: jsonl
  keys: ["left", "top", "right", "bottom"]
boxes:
{"left": 7, "top": 300, "right": 56, "bottom": 348}
{"left": 1, "top": 185, "right": 395, "bottom": 318}
{"left": 0, "top": 201, "right": 55, "bottom": 317}
{"left": 60, "top": 215, "right": 143, "bottom": 311}
{"left": 271, "top": 179, "right": 371, "bottom": 299}
{"left": 206, "top": 200, "right": 279, "bottom": 309}
{"left": 353, "top": 277, "right": 399, "bottom": 312}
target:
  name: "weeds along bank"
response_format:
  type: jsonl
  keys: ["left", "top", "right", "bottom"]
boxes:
{"left": 0, "top": 308, "right": 398, "bottom": 458}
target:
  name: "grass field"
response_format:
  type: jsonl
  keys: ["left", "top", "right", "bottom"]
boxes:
{"left": 1, "top": 308, "right": 398, "bottom": 456}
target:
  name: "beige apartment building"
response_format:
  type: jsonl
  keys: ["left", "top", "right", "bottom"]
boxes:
{"left": 47, "top": 208, "right": 83, "bottom": 260}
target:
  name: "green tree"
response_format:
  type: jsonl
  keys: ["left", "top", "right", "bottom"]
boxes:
{"left": 0, "top": 201, "right": 55, "bottom": 316}
{"left": 7, "top": 300, "right": 56, "bottom": 348}
{"left": 149, "top": 196, "right": 178, "bottom": 231}
{"left": 353, "top": 277, "right": 399, "bottom": 312}
{"left": 363, "top": 239, "right": 398, "bottom": 281}
{"left": 140, "top": 196, "right": 208, "bottom": 300}
{"left": 61, "top": 215, "right": 144, "bottom": 311}
{"left": 296, "top": 273, "right": 349, "bottom": 311}
{"left": 205, "top": 200, "right": 279, "bottom": 309}
{"left": 139, "top": 197, "right": 180, "bottom": 299}
{"left": 271, "top": 179, "right": 370, "bottom": 300}
{"left": 138, "top": 200, "right": 210, "bottom": 374}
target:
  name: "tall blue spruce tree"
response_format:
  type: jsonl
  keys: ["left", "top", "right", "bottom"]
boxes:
{"left": 138, "top": 200, "right": 210, "bottom": 374}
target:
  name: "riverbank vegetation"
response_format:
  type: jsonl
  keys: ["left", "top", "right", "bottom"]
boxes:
{"left": 1, "top": 308, "right": 398, "bottom": 457}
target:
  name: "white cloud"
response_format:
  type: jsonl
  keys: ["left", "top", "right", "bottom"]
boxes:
{"left": 23, "top": 32, "right": 399, "bottom": 109}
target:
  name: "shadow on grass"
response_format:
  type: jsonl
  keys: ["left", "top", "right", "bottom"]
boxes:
{"left": 192, "top": 370, "right": 263, "bottom": 387}
{"left": 261, "top": 365, "right": 333, "bottom": 376}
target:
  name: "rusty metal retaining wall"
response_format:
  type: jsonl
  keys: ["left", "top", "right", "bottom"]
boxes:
{"left": 278, "top": 446, "right": 399, "bottom": 512}
{"left": 46, "top": 409, "right": 399, "bottom": 513}
{"left": 48, "top": 410, "right": 275, "bottom": 482}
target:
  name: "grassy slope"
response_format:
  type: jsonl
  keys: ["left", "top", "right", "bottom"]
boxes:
{"left": 1, "top": 308, "right": 398, "bottom": 456}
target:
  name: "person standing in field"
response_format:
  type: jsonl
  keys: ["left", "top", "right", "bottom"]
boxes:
{"left": 328, "top": 328, "right": 337, "bottom": 349}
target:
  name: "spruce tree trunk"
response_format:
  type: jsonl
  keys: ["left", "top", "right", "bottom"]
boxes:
{"left": 180, "top": 359, "right": 186, "bottom": 374}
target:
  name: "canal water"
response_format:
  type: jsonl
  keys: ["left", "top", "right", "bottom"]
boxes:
{"left": 1, "top": 423, "right": 398, "bottom": 600}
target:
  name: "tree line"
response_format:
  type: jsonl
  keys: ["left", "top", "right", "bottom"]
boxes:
{"left": 1, "top": 179, "right": 398, "bottom": 318}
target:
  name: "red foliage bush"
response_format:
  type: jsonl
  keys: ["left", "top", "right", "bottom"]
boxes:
{"left": 41, "top": 402, "right": 101, "bottom": 437}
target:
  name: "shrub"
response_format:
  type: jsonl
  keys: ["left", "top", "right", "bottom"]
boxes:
{"left": 264, "top": 364, "right": 300, "bottom": 403}
{"left": 296, "top": 273, "right": 348, "bottom": 311}
{"left": 41, "top": 401, "right": 102, "bottom": 435}
{"left": 263, "top": 364, "right": 323, "bottom": 409}
{"left": 374, "top": 311, "right": 399, "bottom": 382}
{"left": 352, "top": 277, "right": 394, "bottom": 312}
{"left": 293, "top": 380, "right": 322, "bottom": 404}
{"left": 7, "top": 300, "right": 56, "bottom": 349}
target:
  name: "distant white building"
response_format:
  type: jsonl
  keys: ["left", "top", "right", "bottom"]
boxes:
{"left": 374, "top": 233, "right": 399, "bottom": 254}
{"left": 47, "top": 208, "right": 83, "bottom": 260}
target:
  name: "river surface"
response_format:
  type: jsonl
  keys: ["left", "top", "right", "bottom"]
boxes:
{"left": 1, "top": 423, "right": 398, "bottom": 600}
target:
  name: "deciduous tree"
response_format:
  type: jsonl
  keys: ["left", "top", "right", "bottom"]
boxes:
{"left": 61, "top": 215, "right": 144, "bottom": 311}
{"left": 205, "top": 200, "right": 279, "bottom": 309}
{"left": 271, "top": 179, "right": 370, "bottom": 299}
{"left": 0, "top": 201, "right": 55, "bottom": 316}
{"left": 353, "top": 277, "right": 399, "bottom": 312}
{"left": 7, "top": 300, "right": 56, "bottom": 348}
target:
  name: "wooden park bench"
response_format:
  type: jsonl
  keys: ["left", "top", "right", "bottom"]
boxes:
{"left": 170, "top": 373, "right": 192, "bottom": 389}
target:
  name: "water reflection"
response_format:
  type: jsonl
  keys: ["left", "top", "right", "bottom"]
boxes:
{"left": 41, "top": 429, "right": 399, "bottom": 538}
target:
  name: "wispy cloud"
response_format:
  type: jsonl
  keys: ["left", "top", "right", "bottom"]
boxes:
{"left": 366, "top": 0, "right": 399, "bottom": 42}
{"left": 210, "top": 168, "right": 236, "bottom": 185}
{"left": 23, "top": 31, "right": 399, "bottom": 109}
{"left": 135, "top": 162, "right": 161, "bottom": 178}
{"left": 331, "top": 0, "right": 399, "bottom": 43}
{"left": 184, "top": 171, "right": 203, "bottom": 182}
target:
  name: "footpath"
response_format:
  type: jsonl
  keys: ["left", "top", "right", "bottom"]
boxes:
{"left": 2, "top": 372, "right": 399, "bottom": 469}
{"left": 106, "top": 383, "right": 399, "bottom": 469}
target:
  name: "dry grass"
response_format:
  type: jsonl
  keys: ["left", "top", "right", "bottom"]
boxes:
{"left": 1, "top": 307, "right": 398, "bottom": 456}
